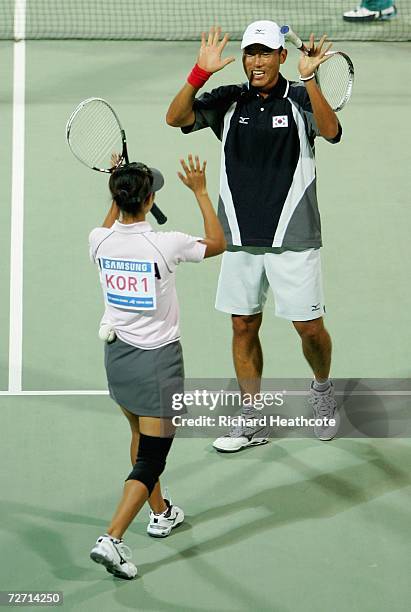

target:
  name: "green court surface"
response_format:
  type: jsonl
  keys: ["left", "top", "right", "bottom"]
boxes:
{"left": 1, "top": 397, "right": 411, "bottom": 611}
{"left": 14, "top": 41, "right": 411, "bottom": 388}
{"left": 0, "top": 39, "right": 410, "bottom": 611}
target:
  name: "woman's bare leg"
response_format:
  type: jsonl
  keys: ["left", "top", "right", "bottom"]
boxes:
{"left": 106, "top": 413, "right": 175, "bottom": 539}
{"left": 120, "top": 406, "right": 168, "bottom": 514}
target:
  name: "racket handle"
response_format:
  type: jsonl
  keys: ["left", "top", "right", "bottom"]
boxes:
{"left": 280, "top": 25, "right": 308, "bottom": 54}
{"left": 151, "top": 203, "right": 167, "bottom": 225}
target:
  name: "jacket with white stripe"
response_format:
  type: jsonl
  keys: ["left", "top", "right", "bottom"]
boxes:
{"left": 182, "top": 73, "right": 342, "bottom": 249}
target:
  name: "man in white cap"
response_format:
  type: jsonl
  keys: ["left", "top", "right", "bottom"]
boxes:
{"left": 166, "top": 22, "right": 342, "bottom": 452}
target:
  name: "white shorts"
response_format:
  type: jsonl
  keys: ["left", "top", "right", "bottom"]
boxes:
{"left": 215, "top": 249, "right": 325, "bottom": 321}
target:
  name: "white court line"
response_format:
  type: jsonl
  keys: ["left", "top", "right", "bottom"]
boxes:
{"left": 8, "top": 0, "right": 27, "bottom": 393}
{"left": 0, "top": 391, "right": 410, "bottom": 397}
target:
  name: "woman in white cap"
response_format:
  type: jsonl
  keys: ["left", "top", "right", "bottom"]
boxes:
{"left": 88, "top": 155, "right": 225, "bottom": 579}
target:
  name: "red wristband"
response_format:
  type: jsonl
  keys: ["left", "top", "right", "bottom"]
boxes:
{"left": 187, "top": 63, "right": 212, "bottom": 89}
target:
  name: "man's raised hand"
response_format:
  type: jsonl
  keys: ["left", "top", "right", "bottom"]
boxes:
{"left": 197, "top": 26, "right": 235, "bottom": 74}
{"left": 298, "top": 34, "right": 333, "bottom": 78}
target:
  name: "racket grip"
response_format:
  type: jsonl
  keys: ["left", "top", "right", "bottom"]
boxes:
{"left": 151, "top": 203, "right": 167, "bottom": 225}
{"left": 280, "top": 25, "right": 308, "bottom": 54}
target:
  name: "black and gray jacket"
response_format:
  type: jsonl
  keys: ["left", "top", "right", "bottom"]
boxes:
{"left": 182, "top": 73, "right": 342, "bottom": 249}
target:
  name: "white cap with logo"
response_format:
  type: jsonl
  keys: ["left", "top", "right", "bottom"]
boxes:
{"left": 241, "top": 20, "right": 285, "bottom": 50}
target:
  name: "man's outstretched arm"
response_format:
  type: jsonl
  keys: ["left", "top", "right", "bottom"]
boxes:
{"left": 166, "top": 26, "right": 235, "bottom": 127}
{"left": 298, "top": 34, "right": 339, "bottom": 140}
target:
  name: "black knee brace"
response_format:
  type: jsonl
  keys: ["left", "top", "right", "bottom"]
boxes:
{"left": 125, "top": 433, "right": 174, "bottom": 495}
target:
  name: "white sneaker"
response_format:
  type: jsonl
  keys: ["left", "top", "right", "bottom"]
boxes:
{"left": 90, "top": 535, "right": 137, "bottom": 579}
{"left": 213, "top": 406, "right": 270, "bottom": 453}
{"left": 147, "top": 497, "right": 184, "bottom": 538}
{"left": 343, "top": 4, "right": 397, "bottom": 21}
{"left": 309, "top": 382, "right": 340, "bottom": 441}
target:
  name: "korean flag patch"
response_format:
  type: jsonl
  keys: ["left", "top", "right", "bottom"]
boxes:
{"left": 272, "top": 115, "right": 288, "bottom": 128}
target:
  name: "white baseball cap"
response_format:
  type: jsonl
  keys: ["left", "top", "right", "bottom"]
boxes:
{"left": 241, "top": 20, "right": 285, "bottom": 50}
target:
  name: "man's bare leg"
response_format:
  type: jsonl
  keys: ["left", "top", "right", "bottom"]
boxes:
{"left": 292, "top": 318, "right": 331, "bottom": 381}
{"left": 232, "top": 313, "right": 264, "bottom": 396}
{"left": 293, "top": 317, "right": 339, "bottom": 441}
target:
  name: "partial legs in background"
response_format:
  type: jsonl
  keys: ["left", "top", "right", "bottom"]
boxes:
{"left": 343, "top": 1, "right": 397, "bottom": 22}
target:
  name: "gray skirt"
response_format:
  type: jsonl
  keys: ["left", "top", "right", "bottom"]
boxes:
{"left": 104, "top": 337, "right": 185, "bottom": 417}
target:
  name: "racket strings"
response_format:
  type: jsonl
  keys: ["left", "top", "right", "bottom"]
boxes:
{"left": 71, "top": 121, "right": 117, "bottom": 165}
{"left": 317, "top": 53, "right": 353, "bottom": 112}
{"left": 70, "top": 121, "right": 120, "bottom": 167}
{"left": 68, "top": 100, "right": 123, "bottom": 169}
{"left": 79, "top": 118, "right": 119, "bottom": 164}
{"left": 70, "top": 107, "right": 120, "bottom": 165}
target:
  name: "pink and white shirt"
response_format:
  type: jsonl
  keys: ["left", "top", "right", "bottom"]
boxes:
{"left": 89, "top": 220, "right": 206, "bottom": 349}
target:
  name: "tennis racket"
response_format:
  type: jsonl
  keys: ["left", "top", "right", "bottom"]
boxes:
{"left": 66, "top": 97, "right": 167, "bottom": 224}
{"left": 280, "top": 26, "right": 354, "bottom": 112}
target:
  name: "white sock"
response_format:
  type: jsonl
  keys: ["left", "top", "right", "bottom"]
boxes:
{"left": 313, "top": 379, "right": 331, "bottom": 392}
{"left": 105, "top": 533, "right": 121, "bottom": 543}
